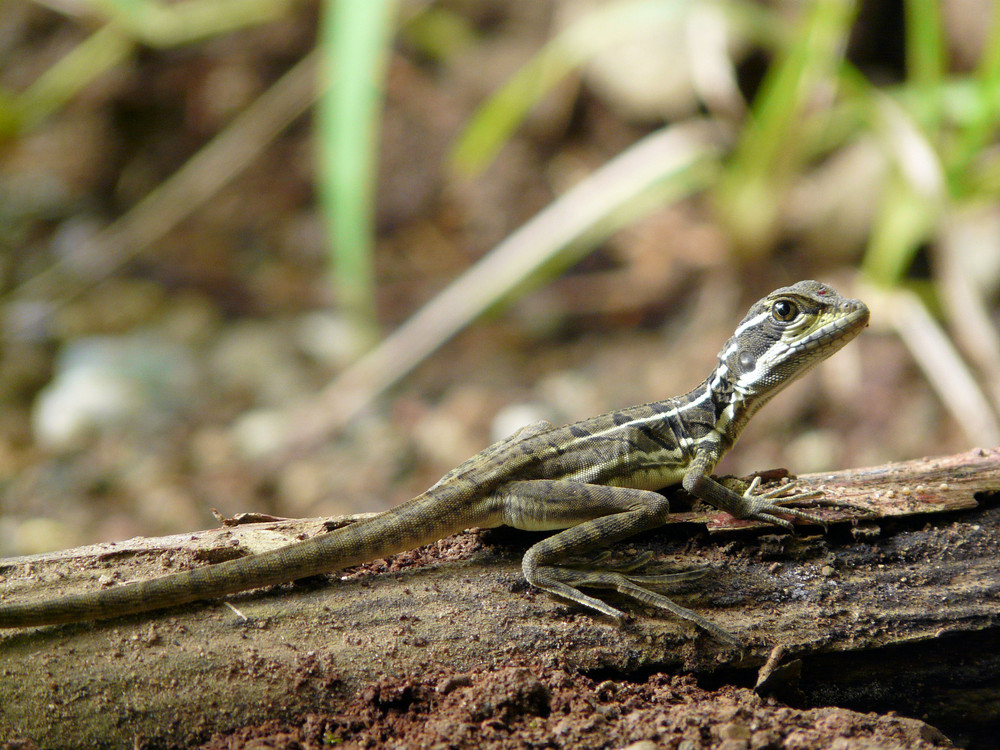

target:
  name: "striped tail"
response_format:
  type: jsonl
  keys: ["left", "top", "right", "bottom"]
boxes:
{"left": 0, "top": 493, "right": 476, "bottom": 628}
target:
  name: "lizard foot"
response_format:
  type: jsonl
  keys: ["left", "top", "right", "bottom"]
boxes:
{"left": 537, "top": 565, "right": 740, "bottom": 648}
{"left": 763, "top": 488, "right": 879, "bottom": 517}
{"left": 733, "top": 476, "right": 830, "bottom": 531}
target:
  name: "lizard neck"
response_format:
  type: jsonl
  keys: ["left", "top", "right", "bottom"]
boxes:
{"left": 700, "top": 364, "right": 760, "bottom": 453}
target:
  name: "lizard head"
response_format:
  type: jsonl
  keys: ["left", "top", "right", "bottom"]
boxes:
{"left": 715, "top": 280, "right": 870, "bottom": 404}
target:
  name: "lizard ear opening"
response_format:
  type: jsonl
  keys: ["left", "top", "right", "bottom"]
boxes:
{"left": 737, "top": 350, "right": 756, "bottom": 373}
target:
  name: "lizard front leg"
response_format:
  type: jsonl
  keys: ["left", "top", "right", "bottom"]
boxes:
{"left": 682, "top": 449, "right": 823, "bottom": 531}
{"left": 501, "top": 479, "right": 739, "bottom": 646}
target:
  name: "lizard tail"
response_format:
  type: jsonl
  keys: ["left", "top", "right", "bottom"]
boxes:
{"left": 0, "top": 493, "right": 474, "bottom": 628}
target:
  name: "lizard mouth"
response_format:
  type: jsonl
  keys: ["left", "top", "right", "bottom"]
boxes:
{"left": 796, "top": 297, "right": 870, "bottom": 354}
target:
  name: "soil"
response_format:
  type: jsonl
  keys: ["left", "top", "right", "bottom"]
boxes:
{"left": 197, "top": 667, "right": 953, "bottom": 750}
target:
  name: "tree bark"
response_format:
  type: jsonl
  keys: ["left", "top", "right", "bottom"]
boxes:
{"left": 1, "top": 447, "right": 998, "bottom": 749}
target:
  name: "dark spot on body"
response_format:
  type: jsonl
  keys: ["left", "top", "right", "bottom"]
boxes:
{"left": 638, "top": 425, "right": 676, "bottom": 452}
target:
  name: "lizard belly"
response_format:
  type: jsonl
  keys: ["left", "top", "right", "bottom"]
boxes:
{"left": 606, "top": 464, "right": 687, "bottom": 491}
{"left": 562, "top": 462, "right": 686, "bottom": 492}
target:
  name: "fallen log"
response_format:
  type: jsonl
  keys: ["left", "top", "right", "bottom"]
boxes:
{"left": 1, "top": 447, "right": 998, "bottom": 749}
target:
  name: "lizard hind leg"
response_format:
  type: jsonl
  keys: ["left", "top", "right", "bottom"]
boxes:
{"left": 506, "top": 480, "right": 736, "bottom": 646}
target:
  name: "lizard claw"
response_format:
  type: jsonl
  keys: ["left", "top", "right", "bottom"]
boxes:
{"left": 740, "top": 477, "right": 827, "bottom": 531}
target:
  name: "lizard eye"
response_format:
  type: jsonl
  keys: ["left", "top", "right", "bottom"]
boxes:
{"left": 772, "top": 299, "right": 798, "bottom": 322}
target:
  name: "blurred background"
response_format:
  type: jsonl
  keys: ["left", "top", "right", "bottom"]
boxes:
{"left": 0, "top": 0, "right": 998, "bottom": 556}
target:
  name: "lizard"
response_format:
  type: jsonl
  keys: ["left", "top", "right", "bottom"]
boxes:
{"left": 0, "top": 280, "right": 869, "bottom": 645}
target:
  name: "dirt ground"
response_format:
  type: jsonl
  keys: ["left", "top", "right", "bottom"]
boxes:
{"left": 197, "top": 667, "right": 953, "bottom": 750}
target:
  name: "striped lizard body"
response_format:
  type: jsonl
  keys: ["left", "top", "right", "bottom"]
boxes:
{"left": 0, "top": 281, "right": 869, "bottom": 645}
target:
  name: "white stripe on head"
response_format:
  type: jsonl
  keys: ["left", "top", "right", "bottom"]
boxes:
{"left": 731, "top": 310, "right": 770, "bottom": 338}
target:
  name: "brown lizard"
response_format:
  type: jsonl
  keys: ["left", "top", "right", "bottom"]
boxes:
{"left": 0, "top": 280, "right": 869, "bottom": 645}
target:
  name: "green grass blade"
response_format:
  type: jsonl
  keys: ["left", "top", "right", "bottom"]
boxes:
{"left": 3, "top": 24, "right": 132, "bottom": 136}
{"left": 943, "top": 4, "right": 1000, "bottom": 193}
{"left": 903, "top": 0, "right": 945, "bottom": 130}
{"left": 449, "top": 0, "right": 692, "bottom": 178}
{"left": 93, "top": 0, "right": 291, "bottom": 47}
{"left": 3, "top": 0, "right": 292, "bottom": 138}
{"left": 316, "top": 0, "right": 398, "bottom": 339}
{"left": 862, "top": 96, "right": 945, "bottom": 284}
{"left": 715, "top": 0, "right": 858, "bottom": 255}
{"left": 400, "top": 7, "right": 478, "bottom": 63}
